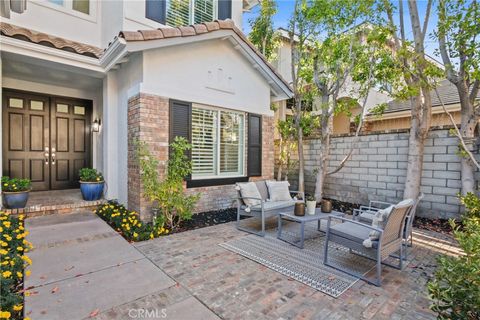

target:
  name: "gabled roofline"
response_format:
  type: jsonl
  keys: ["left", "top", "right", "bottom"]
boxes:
{"left": 113, "top": 20, "right": 293, "bottom": 100}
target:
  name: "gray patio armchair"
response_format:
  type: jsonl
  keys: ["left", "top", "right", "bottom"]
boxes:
{"left": 236, "top": 180, "right": 304, "bottom": 237}
{"left": 353, "top": 194, "right": 424, "bottom": 254}
{"left": 323, "top": 199, "right": 414, "bottom": 286}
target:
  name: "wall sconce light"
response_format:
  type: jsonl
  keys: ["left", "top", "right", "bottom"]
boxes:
{"left": 92, "top": 118, "right": 101, "bottom": 132}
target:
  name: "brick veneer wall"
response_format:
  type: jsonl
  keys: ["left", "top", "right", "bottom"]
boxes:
{"left": 127, "top": 93, "right": 169, "bottom": 221}
{"left": 128, "top": 92, "right": 275, "bottom": 220}
{"left": 281, "top": 128, "right": 480, "bottom": 219}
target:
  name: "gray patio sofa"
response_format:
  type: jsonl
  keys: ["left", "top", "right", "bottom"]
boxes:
{"left": 236, "top": 180, "right": 304, "bottom": 236}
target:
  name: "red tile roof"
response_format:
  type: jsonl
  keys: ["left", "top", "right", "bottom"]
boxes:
{"left": 0, "top": 22, "right": 103, "bottom": 58}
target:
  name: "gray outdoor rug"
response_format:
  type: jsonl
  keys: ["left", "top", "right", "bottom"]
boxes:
{"left": 219, "top": 221, "right": 375, "bottom": 298}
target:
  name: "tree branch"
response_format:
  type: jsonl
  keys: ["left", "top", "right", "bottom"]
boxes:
{"left": 470, "top": 79, "right": 480, "bottom": 104}
{"left": 421, "top": 0, "right": 433, "bottom": 43}
{"left": 434, "top": 87, "right": 480, "bottom": 170}
{"left": 327, "top": 54, "right": 375, "bottom": 176}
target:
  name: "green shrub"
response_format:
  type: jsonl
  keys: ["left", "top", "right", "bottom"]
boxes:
{"left": 428, "top": 192, "right": 480, "bottom": 320}
{"left": 135, "top": 137, "right": 200, "bottom": 231}
{"left": 0, "top": 212, "right": 32, "bottom": 319}
{"left": 1, "top": 177, "right": 31, "bottom": 192}
{"left": 95, "top": 201, "right": 168, "bottom": 241}
{"left": 78, "top": 168, "right": 103, "bottom": 182}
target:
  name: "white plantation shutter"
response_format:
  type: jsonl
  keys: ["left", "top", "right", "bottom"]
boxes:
{"left": 220, "top": 112, "right": 243, "bottom": 174}
{"left": 166, "top": 0, "right": 216, "bottom": 26}
{"left": 191, "top": 106, "right": 244, "bottom": 178}
{"left": 192, "top": 107, "right": 217, "bottom": 176}
{"left": 194, "top": 0, "right": 215, "bottom": 24}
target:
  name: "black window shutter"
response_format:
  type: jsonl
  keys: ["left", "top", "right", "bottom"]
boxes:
{"left": 247, "top": 113, "right": 262, "bottom": 177}
{"left": 169, "top": 100, "right": 192, "bottom": 178}
{"left": 217, "top": 0, "right": 232, "bottom": 20}
{"left": 146, "top": 0, "right": 166, "bottom": 24}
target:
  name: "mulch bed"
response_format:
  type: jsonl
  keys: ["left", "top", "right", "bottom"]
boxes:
{"left": 174, "top": 208, "right": 240, "bottom": 233}
{"left": 170, "top": 202, "right": 456, "bottom": 236}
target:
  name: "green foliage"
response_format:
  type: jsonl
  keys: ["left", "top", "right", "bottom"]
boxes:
{"left": 428, "top": 192, "right": 480, "bottom": 319}
{"left": 369, "top": 103, "right": 388, "bottom": 118}
{"left": 248, "top": 0, "right": 280, "bottom": 61}
{"left": 78, "top": 168, "right": 104, "bottom": 182}
{"left": 95, "top": 201, "right": 168, "bottom": 242}
{"left": 135, "top": 137, "right": 200, "bottom": 230}
{"left": 436, "top": 0, "right": 480, "bottom": 82}
{"left": 306, "top": 194, "right": 316, "bottom": 202}
{"left": 299, "top": 112, "right": 320, "bottom": 137}
{"left": 1, "top": 176, "right": 31, "bottom": 192}
{"left": 0, "top": 212, "right": 32, "bottom": 319}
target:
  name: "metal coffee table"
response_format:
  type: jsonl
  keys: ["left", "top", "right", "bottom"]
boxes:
{"left": 277, "top": 208, "right": 345, "bottom": 249}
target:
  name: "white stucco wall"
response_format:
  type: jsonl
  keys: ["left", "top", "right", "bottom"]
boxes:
{"left": 142, "top": 39, "right": 273, "bottom": 116}
{"left": 3, "top": 0, "right": 102, "bottom": 47}
{"left": 103, "top": 53, "right": 143, "bottom": 204}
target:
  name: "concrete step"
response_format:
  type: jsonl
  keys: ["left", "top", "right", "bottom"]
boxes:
{"left": 2, "top": 189, "right": 107, "bottom": 217}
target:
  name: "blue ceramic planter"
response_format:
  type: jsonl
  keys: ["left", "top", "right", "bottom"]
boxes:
{"left": 2, "top": 191, "right": 29, "bottom": 209}
{"left": 80, "top": 182, "right": 104, "bottom": 201}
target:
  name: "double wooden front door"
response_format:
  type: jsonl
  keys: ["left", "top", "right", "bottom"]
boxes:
{"left": 2, "top": 90, "right": 92, "bottom": 191}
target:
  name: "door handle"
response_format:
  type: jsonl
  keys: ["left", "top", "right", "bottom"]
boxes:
{"left": 51, "top": 152, "right": 56, "bottom": 165}
{"left": 45, "top": 147, "right": 49, "bottom": 165}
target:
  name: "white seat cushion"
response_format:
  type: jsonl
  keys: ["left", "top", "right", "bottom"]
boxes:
{"left": 250, "top": 200, "right": 297, "bottom": 212}
{"left": 266, "top": 181, "right": 292, "bottom": 201}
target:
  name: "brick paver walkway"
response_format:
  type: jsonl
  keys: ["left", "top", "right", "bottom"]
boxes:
{"left": 134, "top": 220, "right": 459, "bottom": 320}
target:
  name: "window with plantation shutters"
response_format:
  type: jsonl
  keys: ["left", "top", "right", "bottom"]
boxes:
{"left": 166, "top": 0, "right": 217, "bottom": 27}
{"left": 191, "top": 105, "right": 245, "bottom": 179}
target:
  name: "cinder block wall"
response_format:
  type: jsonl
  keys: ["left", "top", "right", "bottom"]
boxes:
{"left": 282, "top": 128, "right": 479, "bottom": 219}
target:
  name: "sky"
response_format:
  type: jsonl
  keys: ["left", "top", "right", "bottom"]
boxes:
{"left": 241, "top": 0, "right": 441, "bottom": 61}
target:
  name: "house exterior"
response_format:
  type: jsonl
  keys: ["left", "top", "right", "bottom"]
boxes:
{"left": 1, "top": 0, "right": 292, "bottom": 220}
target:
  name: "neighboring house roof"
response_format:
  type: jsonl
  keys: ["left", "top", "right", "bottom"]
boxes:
{"left": 117, "top": 19, "right": 291, "bottom": 91}
{"left": 384, "top": 79, "right": 480, "bottom": 114}
{"left": 0, "top": 22, "right": 103, "bottom": 58}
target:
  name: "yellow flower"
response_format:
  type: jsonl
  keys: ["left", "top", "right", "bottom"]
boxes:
{"left": 19, "top": 215, "right": 25, "bottom": 220}
{"left": 17, "top": 246, "right": 24, "bottom": 251}
{"left": 0, "top": 311, "right": 11, "bottom": 319}
{"left": 24, "top": 317, "right": 31, "bottom": 320}
{"left": 0, "top": 242, "right": 7, "bottom": 247}
{"left": 133, "top": 232, "right": 138, "bottom": 238}
{"left": 25, "top": 270, "right": 31, "bottom": 277}
{"left": 9, "top": 261, "right": 14, "bottom": 266}
{"left": 25, "top": 291, "right": 30, "bottom": 297}
{"left": 149, "top": 233, "right": 154, "bottom": 239}
{"left": 16, "top": 271, "right": 23, "bottom": 278}
{"left": 2, "top": 271, "right": 12, "bottom": 278}
{"left": 3, "top": 221, "right": 11, "bottom": 228}
{"left": 0, "top": 249, "right": 7, "bottom": 255}
{"left": 13, "top": 305, "right": 22, "bottom": 311}
{"left": 165, "top": 229, "right": 169, "bottom": 234}
{"left": 21, "top": 255, "right": 32, "bottom": 265}
{"left": 0, "top": 227, "right": 3, "bottom": 232}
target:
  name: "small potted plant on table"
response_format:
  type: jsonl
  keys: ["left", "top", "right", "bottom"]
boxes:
{"left": 2, "top": 176, "right": 31, "bottom": 209}
{"left": 79, "top": 168, "right": 104, "bottom": 201}
{"left": 306, "top": 194, "right": 317, "bottom": 215}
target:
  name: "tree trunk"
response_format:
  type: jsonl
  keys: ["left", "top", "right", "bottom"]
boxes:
{"left": 458, "top": 82, "right": 477, "bottom": 195}
{"left": 314, "top": 115, "right": 330, "bottom": 202}
{"left": 277, "top": 137, "right": 283, "bottom": 181}
{"left": 297, "top": 125, "right": 305, "bottom": 195}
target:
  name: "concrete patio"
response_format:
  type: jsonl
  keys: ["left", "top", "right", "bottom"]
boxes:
{"left": 24, "top": 211, "right": 459, "bottom": 320}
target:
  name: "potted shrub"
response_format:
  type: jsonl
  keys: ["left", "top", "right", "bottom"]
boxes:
{"left": 2, "top": 176, "right": 31, "bottom": 209}
{"left": 79, "top": 168, "right": 104, "bottom": 201}
{"left": 306, "top": 194, "right": 317, "bottom": 215}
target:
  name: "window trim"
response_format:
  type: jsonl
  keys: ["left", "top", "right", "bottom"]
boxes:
{"left": 191, "top": 103, "right": 246, "bottom": 180}
{"left": 165, "top": 0, "right": 218, "bottom": 27}
{"left": 35, "top": 0, "right": 97, "bottom": 22}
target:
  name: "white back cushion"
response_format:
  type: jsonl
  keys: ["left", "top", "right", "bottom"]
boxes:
{"left": 266, "top": 181, "right": 292, "bottom": 202}
{"left": 236, "top": 182, "right": 262, "bottom": 207}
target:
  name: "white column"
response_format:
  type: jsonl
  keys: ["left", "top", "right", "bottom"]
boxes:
{"left": 102, "top": 70, "right": 119, "bottom": 200}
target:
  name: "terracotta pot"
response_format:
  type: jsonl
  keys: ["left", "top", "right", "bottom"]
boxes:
{"left": 321, "top": 200, "right": 332, "bottom": 213}
{"left": 294, "top": 202, "right": 305, "bottom": 216}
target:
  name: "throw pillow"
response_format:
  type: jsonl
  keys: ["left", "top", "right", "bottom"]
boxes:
{"left": 236, "top": 182, "right": 262, "bottom": 207}
{"left": 362, "top": 205, "right": 394, "bottom": 248}
{"left": 266, "top": 181, "right": 292, "bottom": 202}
